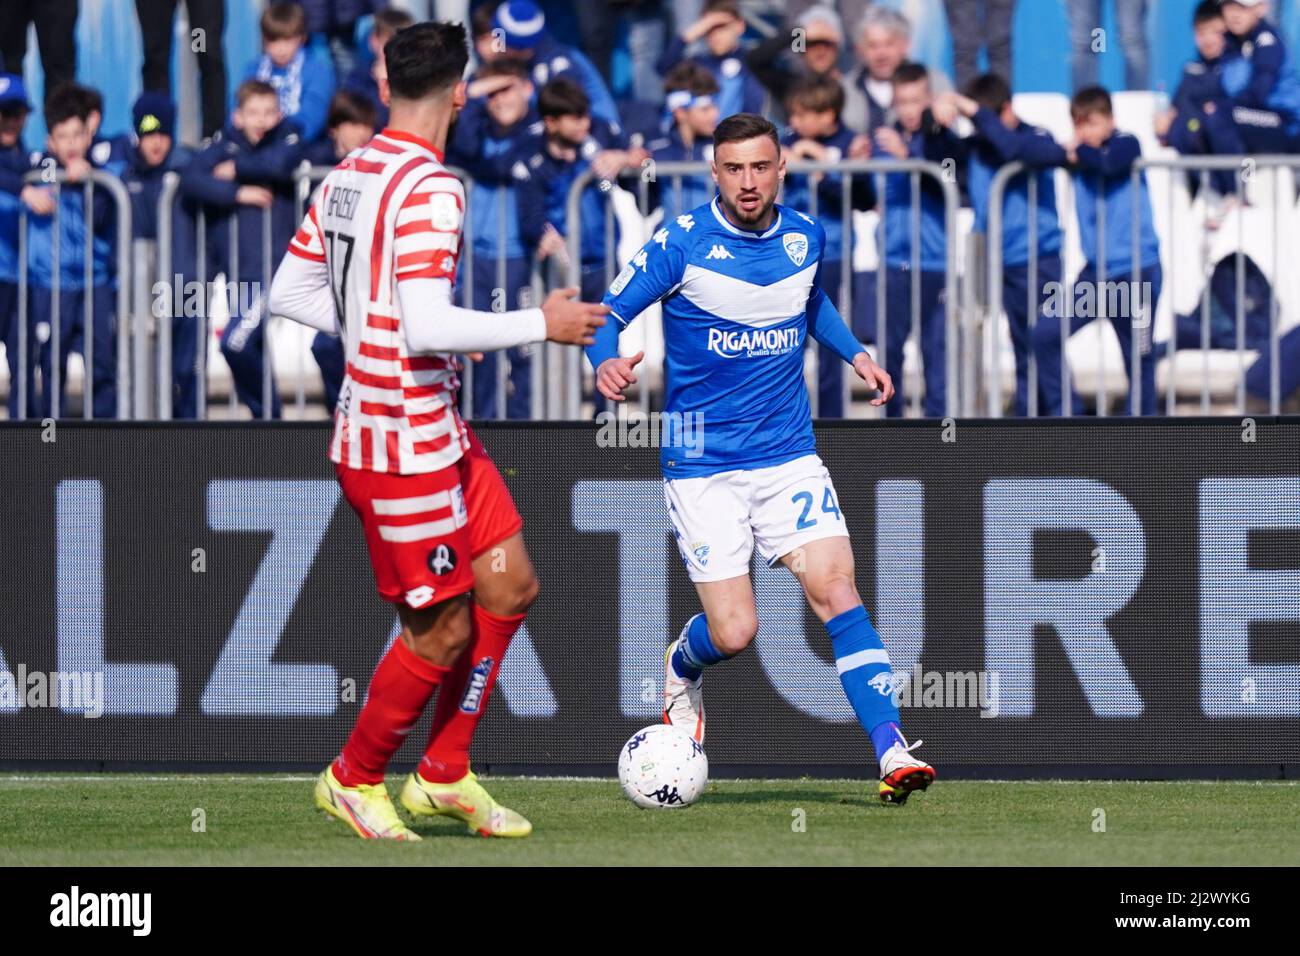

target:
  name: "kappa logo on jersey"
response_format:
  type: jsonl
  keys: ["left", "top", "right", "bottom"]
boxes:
{"left": 405, "top": 585, "right": 436, "bottom": 608}
{"left": 459, "top": 656, "right": 496, "bottom": 714}
{"left": 632, "top": 249, "right": 649, "bottom": 271}
{"left": 653, "top": 228, "right": 670, "bottom": 249}
{"left": 427, "top": 544, "right": 458, "bottom": 576}
{"left": 707, "top": 326, "right": 801, "bottom": 359}
{"left": 676, "top": 213, "right": 696, "bottom": 232}
{"left": 783, "top": 233, "right": 809, "bottom": 266}
{"left": 705, "top": 244, "right": 733, "bottom": 260}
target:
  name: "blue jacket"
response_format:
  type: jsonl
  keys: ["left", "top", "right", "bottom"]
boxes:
{"left": 779, "top": 123, "right": 874, "bottom": 261}
{"left": 654, "top": 37, "right": 767, "bottom": 120}
{"left": 0, "top": 143, "right": 36, "bottom": 283}
{"left": 876, "top": 114, "right": 963, "bottom": 272}
{"left": 180, "top": 121, "right": 304, "bottom": 284}
{"left": 966, "top": 106, "right": 1065, "bottom": 267}
{"left": 514, "top": 119, "right": 626, "bottom": 267}
{"left": 1072, "top": 131, "right": 1160, "bottom": 275}
{"left": 1221, "top": 20, "right": 1300, "bottom": 123}
{"left": 299, "top": 0, "right": 385, "bottom": 33}
{"left": 119, "top": 137, "right": 195, "bottom": 241}
{"left": 340, "top": 64, "right": 388, "bottom": 129}
{"left": 1173, "top": 54, "right": 1225, "bottom": 115}
{"left": 527, "top": 34, "right": 621, "bottom": 132}
{"left": 24, "top": 156, "right": 117, "bottom": 290}
{"left": 645, "top": 125, "right": 714, "bottom": 223}
{"left": 241, "top": 47, "right": 337, "bottom": 143}
{"left": 446, "top": 95, "right": 543, "bottom": 260}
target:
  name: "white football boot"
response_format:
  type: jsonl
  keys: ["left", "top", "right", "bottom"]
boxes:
{"left": 663, "top": 617, "right": 706, "bottom": 744}
{"left": 878, "top": 734, "right": 935, "bottom": 805}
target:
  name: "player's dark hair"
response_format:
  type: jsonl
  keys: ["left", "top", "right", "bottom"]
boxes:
{"left": 664, "top": 61, "right": 720, "bottom": 98}
{"left": 1193, "top": 0, "right": 1223, "bottom": 25}
{"left": 713, "top": 112, "right": 779, "bottom": 153}
{"left": 966, "top": 72, "right": 1012, "bottom": 114}
{"left": 372, "top": 7, "right": 415, "bottom": 43}
{"left": 538, "top": 77, "right": 590, "bottom": 119}
{"left": 44, "top": 84, "right": 87, "bottom": 129}
{"left": 786, "top": 74, "right": 845, "bottom": 115}
{"left": 235, "top": 78, "right": 279, "bottom": 107}
{"left": 326, "top": 89, "right": 379, "bottom": 131}
{"left": 1070, "top": 85, "right": 1113, "bottom": 122}
{"left": 891, "top": 61, "right": 929, "bottom": 87}
{"left": 385, "top": 22, "right": 470, "bottom": 102}
{"left": 261, "top": 1, "right": 307, "bottom": 41}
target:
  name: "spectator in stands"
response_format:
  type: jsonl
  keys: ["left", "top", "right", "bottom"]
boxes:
{"left": 27, "top": 85, "right": 119, "bottom": 419}
{"left": 646, "top": 61, "right": 720, "bottom": 223}
{"left": 0, "top": 0, "right": 77, "bottom": 91}
{"left": 1068, "top": 0, "right": 1150, "bottom": 91}
{"left": 1215, "top": 0, "right": 1300, "bottom": 153}
{"left": 872, "top": 63, "right": 963, "bottom": 418}
{"left": 0, "top": 73, "right": 38, "bottom": 417}
{"left": 135, "top": 0, "right": 228, "bottom": 140}
{"left": 340, "top": 6, "right": 412, "bottom": 130}
{"left": 1155, "top": 1, "right": 1236, "bottom": 197}
{"left": 781, "top": 74, "right": 876, "bottom": 418}
{"left": 445, "top": 58, "right": 544, "bottom": 419}
{"left": 300, "top": 0, "right": 389, "bottom": 82}
{"left": 942, "top": 74, "right": 1067, "bottom": 416}
{"left": 655, "top": 0, "right": 767, "bottom": 121}
{"left": 1035, "top": 86, "right": 1161, "bottom": 416}
{"left": 116, "top": 93, "right": 204, "bottom": 418}
{"left": 843, "top": 5, "right": 912, "bottom": 137}
{"left": 514, "top": 76, "right": 646, "bottom": 415}
{"left": 486, "top": 0, "right": 623, "bottom": 133}
{"left": 575, "top": 0, "right": 671, "bottom": 105}
{"left": 748, "top": 4, "right": 845, "bottom": 118}
{"left": 303, "top": 89, "right": 377, "bottom": 413}
{"left": 240, "top": 1, "right": 338, "bottom": 144}
{"left": 942, "top": 0, "right": 1015, "bottom": 92}
{"left": 182, "top": 80, "right": 305, "bottom": 419}
{"left": 1244, "top": 324, "right": 1300, "bottom": 409}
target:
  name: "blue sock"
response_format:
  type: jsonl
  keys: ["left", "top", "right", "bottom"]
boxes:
{"left": 671, "top": 613, "right": 726, "bottom": 680}
{"left": 827, "top": 606, "right": 903, "bottom": 763}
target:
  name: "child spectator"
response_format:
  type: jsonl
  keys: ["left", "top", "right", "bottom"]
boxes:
{"left": 302, "top": 0, "right": 388, "bottom": 81}
{"left": 182, "top": 79, "right": 305, "bottom": 419}
{"left": 1035, "top": 86, "right": 1161, "bottom": 416}
{"left": 340, "top": 6, "right": 413, "bottom": 130}
{"left": 1216, "top": 0, "right": 1300, "bottom": 152}
{"left": 301, "top": 89, "right": 378, "bottom": 413}
{"left": 26, "top": 84, "right": 119, "bottom": 418}
{"left": 241, "top": 1, "right": 337, "bottom": 144}
{"left": 646, "top": 61, "right": 720, "bottom": 223}
{"left": 655, "top": 0, "right": 767, "bottom": 121}
{"left": 780, "top": 74, "right": 876, "bottom": 418}
{"left": 943, "top": 74, "right": 1068, "bottom": 416}
{"left": 446, "top": 58, "right": 543, "bottom": 419}
{"left": 873, "top": 62, "right": 964, "bottom": 417}
{"left": 0, "top": 73, "right": 38, "bottom": 416}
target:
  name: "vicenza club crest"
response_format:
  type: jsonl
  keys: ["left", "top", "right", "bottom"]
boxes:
{"left": 783, "top": 233, "right": 808, "bottom": 267}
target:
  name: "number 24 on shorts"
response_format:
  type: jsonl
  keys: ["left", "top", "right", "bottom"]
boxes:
{"left": 792, "top": 486, "right": 841, "bottom": 530}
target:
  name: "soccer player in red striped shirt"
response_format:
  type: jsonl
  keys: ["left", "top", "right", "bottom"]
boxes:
{"left": 268, "top": 20, "right": 606, "bottom": 840}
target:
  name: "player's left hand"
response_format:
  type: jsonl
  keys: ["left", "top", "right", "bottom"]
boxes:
{"left": 852, "top": 351, "right": 894, "bottom": 406}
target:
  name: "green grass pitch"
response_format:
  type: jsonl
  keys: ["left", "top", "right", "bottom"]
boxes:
{"left": 1, "top": 775, "right": 1296, "bottom": 866}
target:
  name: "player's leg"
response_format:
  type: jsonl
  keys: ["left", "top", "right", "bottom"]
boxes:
{"left": 754, "top": 454, "right": 934, "bottom": 803}
{"left": 403, "top": 427, "right": 535, "bottom": 836}
{"left": 316, "top": 462, "right": 478, "bottom": 840}
{"left": 662, "top": 470, "right": 760, "bottom": 743}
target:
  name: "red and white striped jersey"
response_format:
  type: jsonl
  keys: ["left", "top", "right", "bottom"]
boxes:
{"left": 287, "top": 127, "right": 470, "bottom": 475}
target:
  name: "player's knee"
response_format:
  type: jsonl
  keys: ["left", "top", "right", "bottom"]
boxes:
{"left": 496, "top": 568, "right": 540, "bottom": 616}
{"left": 404, "top": 598, "right": 474, "bottom": 663}
{"left": 709, "top": 612, "right": 758, "bottom": 655}
{"left": 807, "top": 570, "right": 860, "bottom": 620}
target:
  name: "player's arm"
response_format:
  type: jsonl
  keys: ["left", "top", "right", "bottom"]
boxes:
{"left": 268, "top": 202, "right": 338, "bottom": 333}
{"left": 396, "top": 176, "right": 606, "bottom": 353}
{"left": 588, "top": 224, "right": 689, "bottom": 401}
{"left": 807, "top": 252, "right": 893, "bottom": 405}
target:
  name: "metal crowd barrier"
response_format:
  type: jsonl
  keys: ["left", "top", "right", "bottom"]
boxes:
{"left": 564, "top": 158, "right": 963, "bottom": 420}
{"left": 13, "top": 169, "right": 133, "bottom": 420}
{"left": 986, "top": 154, "right": 1300, "bottom": 417}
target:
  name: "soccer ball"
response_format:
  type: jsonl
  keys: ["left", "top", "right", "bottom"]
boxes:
{"left": 618, "top": 725, "right": 708, "bottom": 809}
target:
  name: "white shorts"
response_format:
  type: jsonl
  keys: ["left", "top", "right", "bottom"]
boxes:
{"left": 664, "top": 454, "right": 849, "bottom": 583}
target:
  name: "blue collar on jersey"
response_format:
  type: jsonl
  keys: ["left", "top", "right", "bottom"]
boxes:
{"left": 709, "top": 196, "right": 783, "bottom": 238}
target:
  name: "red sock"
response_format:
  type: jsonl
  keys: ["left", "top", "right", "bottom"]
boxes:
{"left": 334, "top": 636, "right": 449, "bottom": 787}
{"left": 417, "top": 604, "right": 525, "bottom": 783}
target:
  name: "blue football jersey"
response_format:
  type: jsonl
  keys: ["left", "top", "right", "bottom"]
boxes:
{"left": 601, "top": 197, "right": 826, "bottom": 478}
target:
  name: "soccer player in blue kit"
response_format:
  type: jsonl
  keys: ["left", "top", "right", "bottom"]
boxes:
{"left": 587, "top": 113, "right": 935, "bottom": 803}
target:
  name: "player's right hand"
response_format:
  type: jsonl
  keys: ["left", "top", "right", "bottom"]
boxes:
{"left": 541, "top": 286, "right": 608, "bottom": 346}
{"left": 596, "top": 352, "right": 644, "bottom": 402}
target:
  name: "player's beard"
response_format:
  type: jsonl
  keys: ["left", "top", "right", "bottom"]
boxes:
{"left": 723, "top": 188, "right": 775, "bottom": 227}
